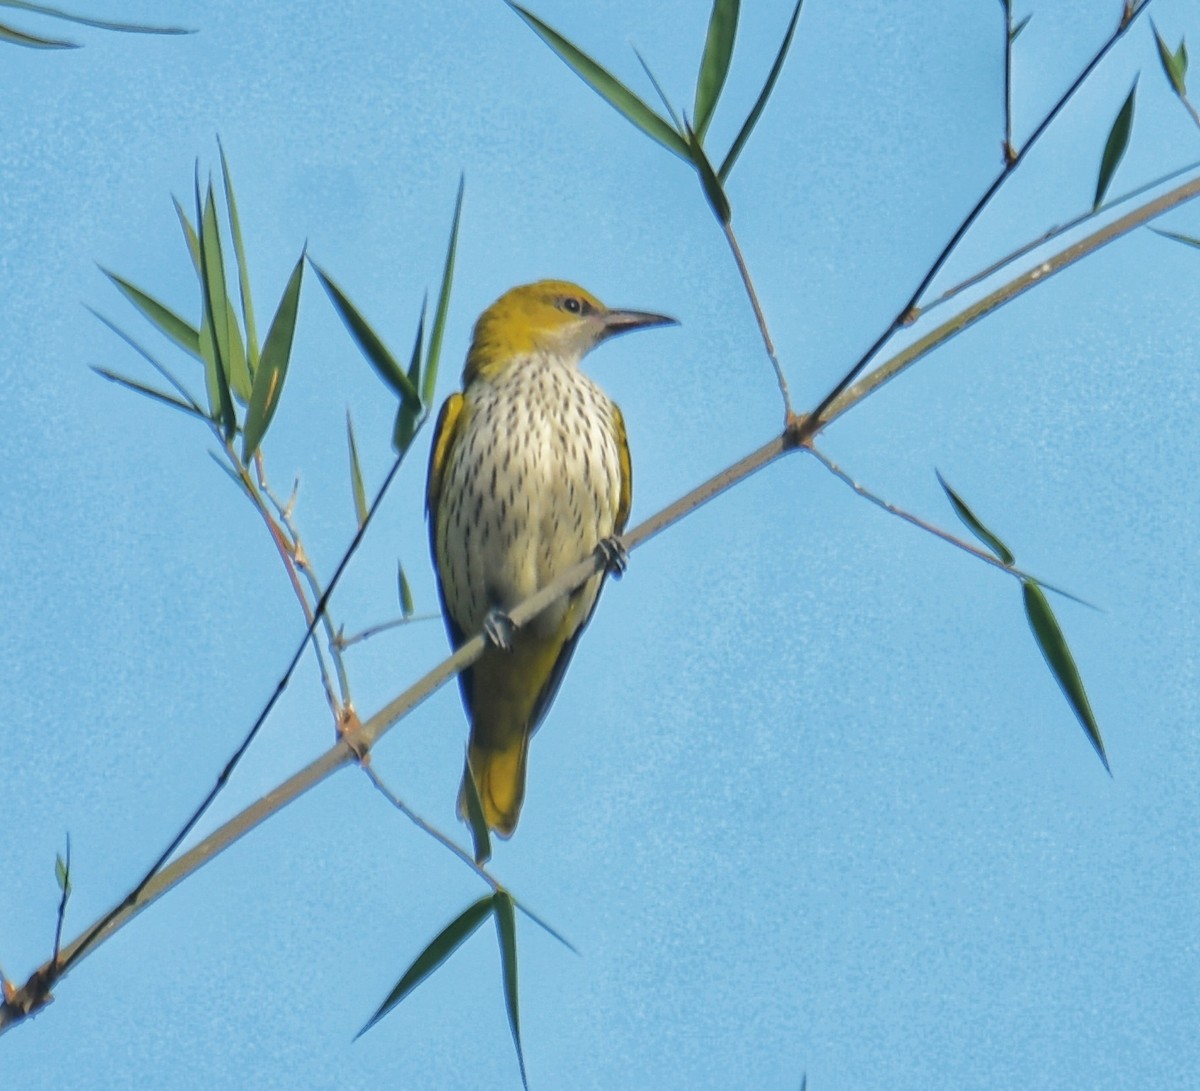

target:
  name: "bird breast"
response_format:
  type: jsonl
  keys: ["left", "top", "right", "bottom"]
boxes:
{"left": 437, "top": 354, "right": 624, "bottom": 639}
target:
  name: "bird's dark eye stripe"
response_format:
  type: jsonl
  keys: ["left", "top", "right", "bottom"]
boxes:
{"left": 559, "top": 296, "right": 591, "bottom": 315}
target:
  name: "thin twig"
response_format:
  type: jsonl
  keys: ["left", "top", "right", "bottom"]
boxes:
{"left": 336, "top": 613, "right": 439, "bottom": 650}
{"left": 722, "top": 221, "right": 793, "bottom": 417}
{"left": 1003, "top": 4, "right": 1015, "bottom": 163}
{"left": 803, "top": 0, "right": 1154, "bottom": 436}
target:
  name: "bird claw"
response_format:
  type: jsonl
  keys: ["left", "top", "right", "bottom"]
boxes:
{"left": 483, "top": 608, "right": 515, "bottom": 652}
{"left": 595, "top": 536, "right": 628, "bottom": 578}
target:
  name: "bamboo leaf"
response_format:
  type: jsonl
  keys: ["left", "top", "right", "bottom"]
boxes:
{"left": 93, "top": 368, "right": 209, "bottom": 419}
{"left": 89, "top": 308, "right": 205, "bottom": 414}
{"left": 1094, "top": 79, "right": 1137, "bottom": 211}
{"left": 309, "top": 260, "right": 420, "bottom": 407}
{"left": 493, "top": 891, "right": 527, "bottom": 1090}
{"left": 936, "top": 470, "right": 1015, "bottom": 566}
{"left": 1153, "top": 24, "right": 1188, "bottom": 98}
{"left": 173, "top": 196, "right": 201, "bottom": 274}
{"left": 1010, "top": 13, "right": 1031, "bottom": 43}
{"left": 241, "top": 252, "right": 304, "bottom": 461}
{"left": 100, "top": 270, "right": 200, "bottom": 357}
{"left": 633, "top": 47, "right": 682, "bottom": 131}
{"left": 423, "top": 176, "right": 464, "bottom": 409}
{"left": 219, "top": 140, "right": 260, "bottom": 373}
{"left": 718, "top": 0, "right": 804, "bottom": 181}
{"left": 54, "top": 850, "right": 71, "bottom": 895}
{"left": 397, "top": 561, "right": 414, "bottom": 617}
{"left": 1150, "top": 227, "right": 1200, "bottom": 249}
{"left": 460, "top": 757, "right": 493, "bottom": 866}
{"left": 347, "top": 412, "right": 368, "bottom": 529}
{"left": 693, "top": 0, "right": 739, "bottom": 141}
{"left": 1022, "top": 580, "right": 1110, "bottom": 773}
{"left": 196, "top": 175, "right": 237, "bottom": 439}
{"left": 356, "top": 896, "right": 494, "bottom": 1039}
{"left": 0, "top": 1, "right": 191, "bottom": 35}
{"left": 508, "top": 2, "right": 690, "bottom": 162}
{"left": 393, "top": 301, "right": 427, "bottom": 455}
{"left": 0, "top": 19, "right": 73, "bottom": 46}
{"left": 686, "top": 121, "right": 732, "bottom": 224}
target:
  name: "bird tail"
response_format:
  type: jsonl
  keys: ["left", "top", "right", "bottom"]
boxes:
{"left": 457, "top": 731, "right": 530, "bottom": 838}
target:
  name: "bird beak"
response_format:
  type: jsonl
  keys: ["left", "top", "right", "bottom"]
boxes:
{"left": 599, "top": 307, "right": 679, "bottom": 341}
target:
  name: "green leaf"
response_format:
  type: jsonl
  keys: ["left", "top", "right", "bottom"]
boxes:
{"left": 1094, "top": 79, "right": 1137, "bottom": 211}
{"left": 1010, "top": 13, "right": 1031, "bottom": 42}
{"left": 1022, "top": 580, "right": 1110, "bottom": 773}
{"left": 173, "top": 196, "right": 201, "bottom": 274}
{"left": 393, "top": 305, "right": 425, "bottom": 454}
{"left": 1150, "top": 227, "right": 1200, "bottom": 249}
{"left": 693, "top": 0, "right": 740, "bottom": 141}
{"left": 241, "top": 252, "right": 304, "bottom": 461}
{"left": 718, "top": 0, "right": 805, "bottom": 181}
{"left": 196, "top": 176, "right": 237, "bottom": 439}
{"left": 356, "top": 895, "right": 494, "bottom": 1038}
{"left": 93, "top": 368, "right": 208, "bottom": 419}
{"left": 460, "top": 757, "right": 493, "bottom": 866}
{"left": 309, "top": 260, "right": 420, "bottom": 408}
{"left": 508, "top": 2, "right": 690, "bottom": 163}
{"left": 493, "top": 891, "right": 527, "bottom": 1090}
{"left": 0, "top": 19, "right": 73, "bottom": 46}
{"left": 936, "top": 470, "right": 1015, "bottom": 566}
{"left": 54, "top": 852, "right": 71, "bottom": 895}
{"left": 89, "top": 308, "right": 205, "bottom": 414}
{"left": 101, "top": 269, "right": 201, "bottom": 358}
{"left": 346, "top": 412, "right": 368, "bottom": 529}
{"left": 1153, "top": 24, "right": 1188, "bottom": 98}
{"left": 0, "top": 1, "right": 191, "bottom": 35}
{"left": 423, "top": 176, "right": 464, "bottom": 409}
{"left": 197, "top": 179, "right": 252, "bottom": 404}
{"left": 633, "top": 47, "right": 682, "bottom": 131}
{"left": 219, "top": 140, "right": 260, "bottom": 374}
{"left": 398, "top": 561, "right": 414, "bottom": 617}
{"left": 685, "top": 122, "right": 732, "bottom": 224}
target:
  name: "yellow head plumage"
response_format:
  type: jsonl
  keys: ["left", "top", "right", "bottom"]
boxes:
{"left": 464, "top": 279, "right": 676, "bottom": 382}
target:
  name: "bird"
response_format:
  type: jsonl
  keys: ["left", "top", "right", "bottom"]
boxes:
{"left": 426, "top": 279, "right": 676, "bottom": 842}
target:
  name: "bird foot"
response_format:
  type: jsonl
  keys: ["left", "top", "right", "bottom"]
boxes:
{"left": 595, "top": 536, "right": 628, "bottom": 578}
{"left": 483, "top": 608, "right": 515, "bottom": 652}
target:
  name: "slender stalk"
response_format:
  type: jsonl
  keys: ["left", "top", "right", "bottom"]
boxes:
{"left": 722, "top": 221, "right": 793, "bottom": 416}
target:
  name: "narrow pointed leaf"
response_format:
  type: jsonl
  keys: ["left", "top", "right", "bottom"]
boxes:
{"left": 1150, "top": 227, "right": 1200, "bottom": 249}
{"left": 89, "top": 308, "right": 205, "bottom": 413}
{"left": 398, "top": 562, "right": 414, "bottom": 617}
{"left": 460, "top": 757, "right": 493, "bottom": 866}
{"left": 0, "top": 1, "right": 191, "bottom": 35}
{"left": 54, "top": 853, "right": 71, "bottom": 895}
{"left": 196, "top": 176, "right": 237, "bottom": 439}
{"left": 173, "top": 196, "right": 201, "bottom": 274}
{"left": 1010, "top": 14, "right": 1031, "bottom": 42}
{"left": 93, "top": 368, "right": 208, "bottom": 419}
{"left": 508, "top": 3, "right": 689, "bottom": 162}
{"left": 1094, "top": 80, "right": 1137, "bottom": 211}
{"left": 218, "top": 141, "right": 259, "bottom": 372}
{"left": 347, "top": 412, "right": 368, "bottom": 529}
{"left": 356, "top": 895, "right": 494, "bottom": 1038}
{"left": 719, "top": 0, "right": 804, "bottom": 181}
{"left": 241, "top": 252, "right": 304, "bottom": 461}
{"left": 936, "top": 470, "right": 1015, "bottom": 566}
{"left": 1022, "top": 580, "right": 1110, "bottom": 773}
{"left": 309, "top": 260, "right": 420, "bottom": 408}
{"left": 633, "top": 47, "right": 682, "bottom": 131}
{"left": 686, "top": 122, "right": 732, "bottom": 224}
{"left": 1153, "top": 25, "right": 1188, "bottom": 97}
{"left": 0, "top": 20, "right": 74, "bottom": 46}
{"left": 423, "top": 177, "right": 464, "bottom": 408}
{"left": 694, "top": 0, "right": 740, "bottom": 141}
{"left": 101, "top": 269, "right": 201, "bottom": 357}
{"left": 514, "top": 899, "right": 578, "bottom": 954}
{"left": 493, "top": 891, "right": 527, "bottom": 1090}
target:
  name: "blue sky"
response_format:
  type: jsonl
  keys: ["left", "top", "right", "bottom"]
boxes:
{"left": 2, "top": 1, "right": 1198, "bottom": 1087}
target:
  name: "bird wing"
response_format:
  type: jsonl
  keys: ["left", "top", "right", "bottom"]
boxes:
{"left": 426, "top": 391, "right": 468, "bottom": 654}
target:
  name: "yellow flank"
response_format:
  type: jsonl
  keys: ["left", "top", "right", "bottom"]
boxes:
{"left": 427, "top": 280, "right": 675, "bottom": 842}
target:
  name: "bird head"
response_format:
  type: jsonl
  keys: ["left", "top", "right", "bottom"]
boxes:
{"left": 464, "top": 279, "right": 676, "bottom": 382}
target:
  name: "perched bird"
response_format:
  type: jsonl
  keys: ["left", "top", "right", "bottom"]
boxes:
{"left": 426, "top": 280, "right": 676, "bottom": 839}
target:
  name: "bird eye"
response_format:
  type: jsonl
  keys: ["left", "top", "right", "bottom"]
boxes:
{"left": 561, "top": 297, "right": 583, "bottom": 314}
